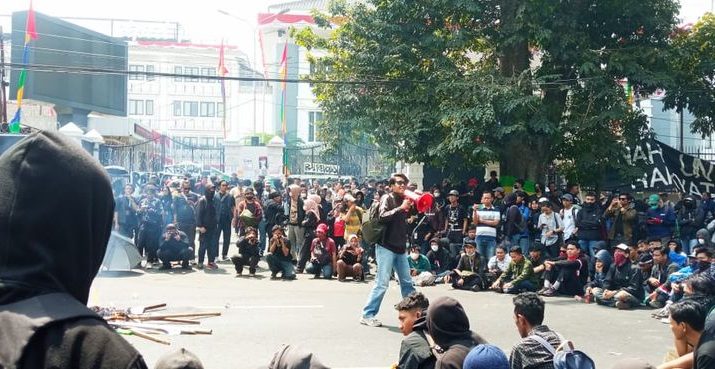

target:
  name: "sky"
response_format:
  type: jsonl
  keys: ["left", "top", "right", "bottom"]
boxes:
{"left": 2, "top": 0, "right": 713, "bottom": 65}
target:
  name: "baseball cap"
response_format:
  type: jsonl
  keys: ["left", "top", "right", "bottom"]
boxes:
{"left": 448, "top": 190, "right": 460, "bottom": 197}
{"left": 638, "top": 253, "right": 654, "bottom": 265}
{"left": 615, "top": 243, "right": 629, "bottom": 252}
{"left": 561, "top": 193, "right": 574, "bottom": 202}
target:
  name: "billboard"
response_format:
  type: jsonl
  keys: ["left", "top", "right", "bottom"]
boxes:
{"left": 10, "top": 11, "right": 128, "bottom": 116}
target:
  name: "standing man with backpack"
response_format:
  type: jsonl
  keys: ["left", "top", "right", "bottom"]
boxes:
{"left": 575, "top": 192, "right": 604, "bottom": 262}
{"left": 505, "top": 191, "right": 530, "bottom": 254}
{"left": 360, "top": 173, "right": 416, "bottom": 327}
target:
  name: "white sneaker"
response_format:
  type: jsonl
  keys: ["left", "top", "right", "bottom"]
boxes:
{"left": 359, "top": 317, "right": 382, "bottom": 327}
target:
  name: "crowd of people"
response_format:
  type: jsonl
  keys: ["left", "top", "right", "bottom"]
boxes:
{"left": 2, "top": 130, "right": 713, "bottom": 369}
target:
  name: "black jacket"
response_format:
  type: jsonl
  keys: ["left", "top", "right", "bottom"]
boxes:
{"left": 576, "top": 203, "right": 603, "bottom": 240}
{"left": 379, "top": 192, "right": 409, "bottom": 254}
{"left": 196, "top": 190, "right": 220, "bottom": 229}
{"left": 237, "top": 237, "right": 261, "bottom": 258}
{"left": 605, "top": 260, "right": 645, "bottom": 301}
{"left": 0, "top": 131, "right": 146, "bottom": 369}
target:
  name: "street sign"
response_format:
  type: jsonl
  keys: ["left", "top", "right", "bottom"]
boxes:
{"left": 304, "top": 162, "right": 339, "bottom": 175}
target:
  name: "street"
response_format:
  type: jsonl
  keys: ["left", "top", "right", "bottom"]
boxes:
{"left": 90, "top": 260, "right": 673, "bottom": 369}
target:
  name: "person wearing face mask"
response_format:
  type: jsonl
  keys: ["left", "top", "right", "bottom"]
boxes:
{"left": 426, "top": 238, "right": 451, "bottom": 279}
{"left": 575, "top": 191, "right": 604, "bottom": 262}
{"left": 336, "top": 234, "right": 364, "bottom": 282}
{"left": 677, "top": 195, "right": 705, "bottom": 255}
{"left": 298, "top": 195, "right": 322, "bottom": 273}
{"left": 196, "top": 183, "right": 220, "bottom": 270}
{"left": 306, "top": 223, "right": 336, "bottom": 279}
{"left": 593, "top": 243, "right": 644, "bottom": 309}
{"left": 137, "top": 184, "right": 164, "bottom": 266}
{"left": 445, "top": 242, "right": 483, "bottom": 291}
{"left": 173, "top": 180, "right": 200, "bottom": 251}
{"left": 231, "top": 227, "right": 261, "bottom": 276}
{"left": 646, "top": 194, "right": 676, "bottom": 243}
{"left": 408, "top": 245, "right": 435, "bottom": 287}
{"left": 235, "top": 188, "right": 263, "bottom": 238}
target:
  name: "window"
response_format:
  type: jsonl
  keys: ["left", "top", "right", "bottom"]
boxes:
{"left": 128, "top": 65, "right": 144, "bottom": 80}
{"left": 200, "top": 102, "right": 215, "bottom": 117}
{"left": 146, "top": 65, "right": 155, "bottom": 81}
{"left": 173, "top": 101, "right": 182, "bottom": 116}
{"left": 145, "top": 100, "right": 154, "bottom": 116}
{"left": 217, "top": 102, "right": 225, "bottom": 118}
{"left": 201, "top": 137, "right": 213, "bottom": 147}
{"left": 308, "top": 111, "right": 323, "bottom": 142}
{"left": 174, "top": 66, "right": 183, "bottom": 81}
{"left": 183, "top": 101, "right": 198, "bottom": 117}
{"left": 128, "top": 99, "right": 144, "bottom": 115}
{"left": 185, "top": 67, "right": 199, "bottom": 82}
{"left": 201, "top": 67, "right": 217, "bottom": 83}
{"left": 216, "top": 138, "right": 224, "bottom": 147}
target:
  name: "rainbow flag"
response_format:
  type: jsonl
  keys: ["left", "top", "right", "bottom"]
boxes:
{"left": 278, "top": 42, "right": 288, "bottom": 175}
{"left": 10, "top": 2, "right": 38, "bottom": 133}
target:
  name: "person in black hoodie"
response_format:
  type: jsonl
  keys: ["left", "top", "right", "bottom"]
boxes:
{"left": 427, "top": 238, "right": 452, "bottom": 281}
{"left": 196, "top": 183, "right": 220, "bottom": 270}
{"left": 263, "top": 191, "right": 286, "bottom": 252}
{"left": 157, "top": 224, "right": 193, "bottom": 270}
{"left": 426, "top": 296, "right": 487, "bottom": 369}
{"left": 231, "top": 227, "right": 261, "bottom": 276}
{"left": 676, "top": 195, "right": 704, "bottom": 255}
{"left": 575, "top": 191, "right": 604, "bottom": 263}
{"left": 0, "top": 130, "right": 147, "bottom": 369}
{"left": 594, "top": 243, "right": 645, "bottom": 309}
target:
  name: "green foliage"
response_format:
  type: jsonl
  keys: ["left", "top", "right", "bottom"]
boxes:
{"left": 295, "top": 0, "right": 694, "bottom": 185}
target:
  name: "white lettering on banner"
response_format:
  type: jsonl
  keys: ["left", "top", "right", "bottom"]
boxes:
{"left": 304, "top": 162, "right": 339, "bottom": 175}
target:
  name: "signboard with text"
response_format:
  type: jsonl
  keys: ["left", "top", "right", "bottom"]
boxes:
{"left": 304, "top": 162, "right": 339, "bottom": 175}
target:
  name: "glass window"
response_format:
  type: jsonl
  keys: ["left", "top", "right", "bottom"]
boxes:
{"left": 146, "top": 65, "right": 155, "bottom": 81}
{"left": 128, "top": 65, "right": 144, "bottom": 80}
{"left": 308, "top": 111, "right": 323, "bottom": 142}
{"left": 185, "top": 67, "right": 200, "bottom": 82}
{"left": 201, "top": 67, "right": 216, "bottom": 83}
{"left": 217, "top": 103, "right": 225, "bottom": 118}
{"left": 174, "top": 66, "right": 182, "bottom": 82}
{"left": 173, "top": 101, "right": 182, "bottom": 116}
{"left": 128, "top": 99, "right": 144, "bottom": 115}
{"left": 145, "top": 100, "right": 154, "bottom": 116}
{"left": 200, "top": 102, "right": 215, "bottom": 117}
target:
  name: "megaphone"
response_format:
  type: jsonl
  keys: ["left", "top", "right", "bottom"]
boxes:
{"left": 404, "top": 190, "right": 434, "bottom": 213}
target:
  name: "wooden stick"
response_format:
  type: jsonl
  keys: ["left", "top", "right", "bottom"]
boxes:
{"left": 157, "top": 318, "right": 201, "bottom": 324}
{"left": 133, "top": 312, "right": 221, "bottom": 320}
{"left": 143, "top": 303, "right": 167, "bottom": 311}
{"left": 129, "top": 329, "right": 170, "bottom": 345}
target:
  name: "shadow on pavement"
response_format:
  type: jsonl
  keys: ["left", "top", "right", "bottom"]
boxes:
{"left": 97, "top": 270, "right": 144, "bottom": 278}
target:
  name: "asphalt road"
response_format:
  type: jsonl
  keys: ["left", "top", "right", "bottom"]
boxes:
{"left": 90, "top": 260, "right": 673, "bottom": 369}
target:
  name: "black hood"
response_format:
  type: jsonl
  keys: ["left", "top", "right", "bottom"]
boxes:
{"left": 268, "top": 345, "right": 329, "bottom": 369}
{"left": 426, "top": 296, "right": 472, "bottom": 346}
{"left": 0, "top": 131, "right": 114, "bottom": 305}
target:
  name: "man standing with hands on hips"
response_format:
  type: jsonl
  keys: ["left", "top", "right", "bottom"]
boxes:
{"left": 360, "top": 173, "right": 416, "bottom": 327}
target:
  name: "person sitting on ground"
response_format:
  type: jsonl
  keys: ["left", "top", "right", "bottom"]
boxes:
{"left": 538, "top": 240, "right": 589, "bottom": 297}
{"left": 409, "top": 245, "right": 436, "bottom": 287}
{"left": 583, "top": 249, "right": 612, "bottom": 303}
{"left": 528, "top": 243, "right": 546, "bottom": 283}
{"left": 446, "top": 242, "right": 483, "bottom": 291}
{"left": 336, "top": 234, "right": 364, "bottom": 282}
{"left": 463, "top": 344, "right": 510, "bottom": 369}
{"left": 426, "top": 296, "right": 487, "bottom": 369}
{"left": 510, "top": 292, "right": 562, "bottom": 369}
{"left": 306, "top": 223, "right": 337, "bottom": 279}
{"left": 427, "top": 238, "right": 452, "bottom": 283}
{"left": 0, "top": 130, "right": 148, "bottom": 369}
{"left": 268, "top": 344, "right": 329, "bottom": 369}
{"left": 266, "top": 225, "right": 296, "bottom": 280}
{"left": 487, "top": 244, "right": 511, "bottom": 279}
{"left": 459, "top": 226, "right": 478, "bottom": 269}
{"left": 157, "top": 224, "right": 193, "bottom": 270}
{"left": 593, "top": 243, "right": 644, "bottom": 309}
{"left": 657, "top": 296, "right": 713, "bottom": 369}
{"left": 491, "top": 246, "right": 538, "bottom": 294}
{"left": 645, "top": 245, "right": 681, "bottom": 308}
{"left": 231, "top": 227, "right": 261, "bottom": 277}
{"left": 395, "top": 292, "right": 435, "bottom": 369}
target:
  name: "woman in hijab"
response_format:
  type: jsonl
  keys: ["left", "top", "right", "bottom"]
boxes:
{"left": 297, "top": 195, "right": 321, "bottom": 273}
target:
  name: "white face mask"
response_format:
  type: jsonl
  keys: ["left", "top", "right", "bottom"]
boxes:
{"left": 466, "top": 250, "right": 476, "bottom": 257}
{"left": 431, "top": 245, "right": 439, "bottom": 252}
{"left": 698, "top": 238, "right": 706, "bottom": 245}
{"left": 434, "top": 192, "right": 441, "bottom": 198}
{"left": 410, "top": 252, "right": 420, "bottom": 260}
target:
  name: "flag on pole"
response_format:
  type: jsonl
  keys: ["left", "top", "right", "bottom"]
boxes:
{"left": 278, "top": 42, "right": 288, "bottom": 175}
{"left": 10, "top": 1, "right": 38, "bottom": 133}
{"left": 218, "top": 40, "right": 229, "bottom": 139}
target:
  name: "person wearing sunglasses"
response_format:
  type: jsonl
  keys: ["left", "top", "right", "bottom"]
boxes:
{"left": 605, "top": 192, "right": 638, "bottom": 246}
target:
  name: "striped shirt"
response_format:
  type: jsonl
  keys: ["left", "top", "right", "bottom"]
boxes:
{"left": 476, "top": 206, "right": 500, "bottom": 238}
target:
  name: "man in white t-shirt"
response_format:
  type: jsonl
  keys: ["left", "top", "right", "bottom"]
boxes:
{"left": 472, "top": 192, "right": 501, "bottom": 269}
{"left": 560, "top": 194, "right": 579, "bottom": 243}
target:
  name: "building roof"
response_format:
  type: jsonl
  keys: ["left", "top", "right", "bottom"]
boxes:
{"left": 268, "top": 0, "right": 329, "bottom": 12}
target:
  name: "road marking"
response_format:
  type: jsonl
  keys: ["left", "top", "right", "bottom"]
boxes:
{"left": 196, "top": 305, "right": 324, "bottom": 310}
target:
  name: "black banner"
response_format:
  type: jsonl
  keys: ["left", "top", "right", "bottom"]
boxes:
{"left": 610, "top": 140, "right": 715, "bottom": 196}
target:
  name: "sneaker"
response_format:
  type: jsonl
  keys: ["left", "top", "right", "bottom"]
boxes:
{"left": 207, "top": 262, "right": 218, "bottom": 270}
{"left": 249, "top": 272, "right": 256, "bottom": 277}
{"left": 181, "top": 261, "right": 190, "bottom": 269}
{"left": 360, "top": 317, "right": 382, "bottom": 327}
{"left": 270, "top": 272, "right": 279, "bottom": 279}
{"left": 221, "top": 256, "right": 230, "bottom": 262}
{"left": 615, "top": 300, "right": 630, "bottom": 310}
{"left": 541, "top": 288, "right": 556, "bottom": 297}
{"left": 197, "top": 263, "right": 205, "bottom": 270}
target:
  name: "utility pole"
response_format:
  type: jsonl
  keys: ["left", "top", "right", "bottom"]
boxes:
{"left": 0, "top": 26, "right": 8, "bottom": 123}
{"left": 679, "top": 109, "right": 685, "bottom": 152}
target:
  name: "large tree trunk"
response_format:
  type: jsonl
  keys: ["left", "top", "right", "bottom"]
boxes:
{"left": 499, "top": 134, "right": 549, "bottom": 182}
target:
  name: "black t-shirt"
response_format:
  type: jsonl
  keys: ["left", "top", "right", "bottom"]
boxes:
{"left": 695, "top": 308, "right": 715, "bottom": 369}
{"left": 444, "top": 204, "right": 467, "bottom": 231}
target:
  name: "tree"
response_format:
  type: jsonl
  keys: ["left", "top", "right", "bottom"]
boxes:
{"left": 295, "top": 0, "right": 682, "bottom": 185}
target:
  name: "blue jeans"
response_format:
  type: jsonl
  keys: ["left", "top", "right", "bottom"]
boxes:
{"left": 510, "top": 234, "right": 530, "bottom": 254}
{"left": 504, "top": 280, "right": 537, "bottom": 294}
{"left": 266, "top": 254, "right": 296, "bottom": 279}
{"left": 306, "top": 261, "right": 333, "bottom": 279}
{"left": 477, "top": 236, "right": 497, "bottom": 270}
{"left": 361, "top": 245, "right": 415, "bottom": 318}
{"left": 578, "top": 240, "right": 601, "bottom": 260}
{"left": 680, "top": 238, "right": 698, "bottom": 255}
